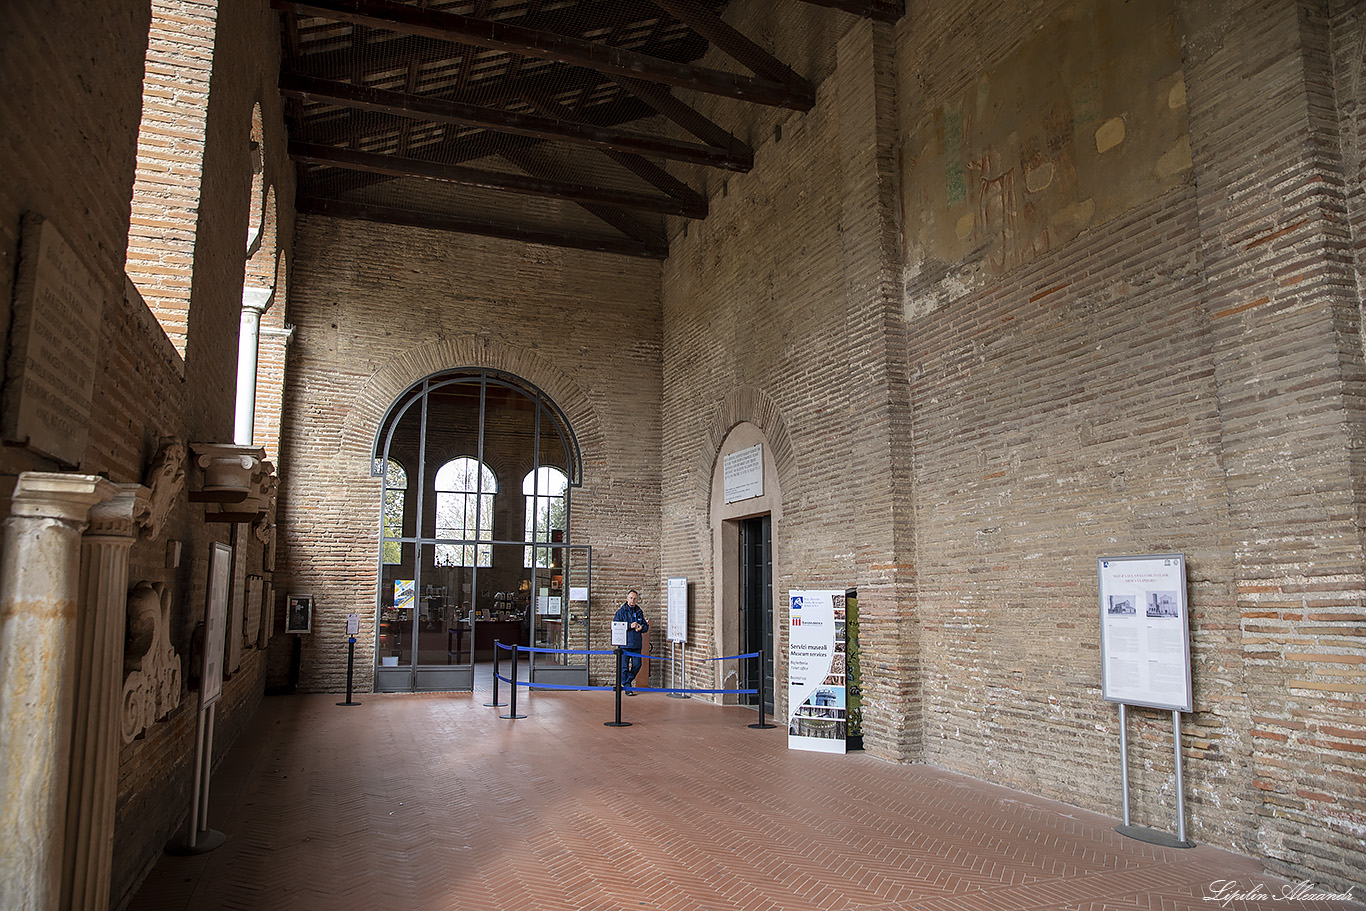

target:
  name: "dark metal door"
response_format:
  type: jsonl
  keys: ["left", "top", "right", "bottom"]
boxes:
{"left": 740, "top": 515, "right": 773, "bottom": 713}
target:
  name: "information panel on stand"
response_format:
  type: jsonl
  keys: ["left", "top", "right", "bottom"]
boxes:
{"left": 667, "top": 576, "right": 687, "bottom": 643}
{"left": 1098, "top": 554, "right": 1192, "bottom": 712}
{"left": 787, "top": 590, "right": 848, "bottom": 754}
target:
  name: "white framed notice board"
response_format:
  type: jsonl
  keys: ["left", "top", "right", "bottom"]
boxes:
{"left": 667, "top": 576, "right": 687, "bottom": 643}
{"left": 1098, "top": 554, "right": 1192, "bottom": 712}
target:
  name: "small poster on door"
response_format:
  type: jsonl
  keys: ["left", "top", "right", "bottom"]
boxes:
{"left": 394, "top": 579, "right": 415, "bottom": 612}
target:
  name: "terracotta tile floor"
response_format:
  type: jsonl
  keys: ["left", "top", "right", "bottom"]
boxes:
{"left": 127, "top": 683, "right": 1364, "bottom": 911}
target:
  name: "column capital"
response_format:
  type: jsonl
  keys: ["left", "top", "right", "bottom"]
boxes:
{"left": 241, "top": 285, "right": 273, "bottom": 314}
{"left": 9, "top": 472, "right": 119, "bottom": 523}
{"left": 87, "top": 484, "right": 152, "bottom": 539}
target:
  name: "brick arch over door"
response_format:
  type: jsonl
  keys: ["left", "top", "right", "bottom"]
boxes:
{"left": 696, "top": 385, "right": 799, "bottom": 508}
{"left": 342, "top": 335, "right": 606, "bottom": 478}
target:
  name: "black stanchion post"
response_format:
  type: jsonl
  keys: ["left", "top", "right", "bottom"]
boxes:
{"left": 337, "top": 637, "right": 361, "bottom": 707}
{"left": 500, "top": 644, "right": 526, "bottom": 719}
{"left": 605, "top": 645, "right": 631, "bottom": 727}
{"left": 748, "top": 649, "right": 775, "bottom": 729}
{"left": 485, "top": 639, "right": 506, "bottom": 707}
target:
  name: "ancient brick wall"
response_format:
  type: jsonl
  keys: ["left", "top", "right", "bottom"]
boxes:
{"left": 108, "top": 0, "right": 296, "bottom": 895}
{"left": 276, "top": 221, "right": 663, "bottom": 693}
{"left": 2, "top": 1, "right": 296, "bottom": 906}
{"left": 894, "top": 0, "right": 1365, "bottom": 891}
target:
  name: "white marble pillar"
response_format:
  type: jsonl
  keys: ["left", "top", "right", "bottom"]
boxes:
{"left": 62, "top": 484, "right": 148, "bottom": 911}
{"left": 0, "top": 473, "right": 117, "bottom": 911}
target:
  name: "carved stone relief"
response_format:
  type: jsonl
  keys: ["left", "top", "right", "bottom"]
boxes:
{"left": 139, "top": 437, "right": 186, "bottom": 540}
{"left": 121, "top": 581, "right": 182, "bottom": 743}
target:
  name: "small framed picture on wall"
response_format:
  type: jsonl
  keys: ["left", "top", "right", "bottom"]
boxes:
{"left": 286, "top": 593, "right": 313, "bottom": 634}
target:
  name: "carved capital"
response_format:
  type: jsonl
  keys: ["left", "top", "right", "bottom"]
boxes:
{"left": 189, "top": 442, "right": 265, "bottom": 508}
{"left": 9, "top": 472, "right": 118, "bottom": 524}
{"left": 87, "top": 484, "right": 150, "bottom": 539}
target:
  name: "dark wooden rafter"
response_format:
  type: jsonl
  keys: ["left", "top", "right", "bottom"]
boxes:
{"left": 291, "top": 140, "right": 706, "bottom": 217}
{"left": 292, "top": 0, "right": 700, "bottom": 82}
{"left": 648, "top": 0, "right": 806, "bottom": 88}
{"left": 302, "top": 131, "right": 535, "bottom": 198}
{"left": 795, "top": 0, "right": 903, "bottom": 23}
{"left": 515, "top": 90, "right": 706, "bottom": 209}
{"left": 611, "top": 75, "right": 752, "bottom": 157}
{"left": 270, "top": 0, "right": 814, "bottom": 110}
{"left": 499, "top": 146, "right": 664, "bottom": 247}
{"left": 297, "top": 196, "right": 669, "bottom": 259}
{"left": 281, "top": 72, "right": 754, "bottom": 171}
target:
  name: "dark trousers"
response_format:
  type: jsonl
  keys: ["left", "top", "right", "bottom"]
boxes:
{"left": 618, "top": 651, "right": 642, "bottom": 689}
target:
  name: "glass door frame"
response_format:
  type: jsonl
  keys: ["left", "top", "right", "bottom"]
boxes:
{"left": 527, "top": 543, "right": 592, "bottom": 686}
{"left": 371, "top": 369, "right": 582, "bottom": 694}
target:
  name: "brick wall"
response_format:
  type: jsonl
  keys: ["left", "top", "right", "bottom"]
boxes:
{"left": 654, "top": 0, "right": 1364, "bottom": 892}
{"left": 124, "top": 0, "right": 218, "bottom": 359}
{"left": 2, "top": 0, "right": 297, "bottom": 905}
{"left": 276, "top": 220, "right": 663, "bottom": 693}
{"left": 893, "top": 0, "right": 1365, "bottom": 891}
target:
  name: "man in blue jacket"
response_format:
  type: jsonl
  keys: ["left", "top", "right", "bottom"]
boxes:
{"left": 613, "top": 589, "right": 649, "bottom": 694}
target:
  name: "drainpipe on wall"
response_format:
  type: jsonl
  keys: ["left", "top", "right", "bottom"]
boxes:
{"left": 234, "top": 286, "right": 273, "bottom": 446}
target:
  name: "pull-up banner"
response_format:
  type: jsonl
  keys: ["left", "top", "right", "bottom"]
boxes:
{"left": 787, "top": 590, "right": 847, "bottom": 754}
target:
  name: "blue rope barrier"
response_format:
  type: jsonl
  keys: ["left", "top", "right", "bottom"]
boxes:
{"left": 510, "top": 680, "right": 617, "bottom": 691}
{"left": 621, "top": 650, "right": 671, "bottom": 661}
{"left": 626, "top": 686, "right": 757, "bottom": 695}
{"left": 705, "top": 651, "right": 761, "bottom": 662}
{"left": 519, "top": 646, "right": 618, "bottom": 656}
{"left": 493, "top": 674, "right": 757, "bottom": 697}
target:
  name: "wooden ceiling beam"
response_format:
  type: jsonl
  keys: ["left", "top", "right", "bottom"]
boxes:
{"left": 794, "top": 0, "right": 903, "bottom": 23}
{"left": 297, "top": 196, "right": 669, "bottom": 259}
{"left": 499, "top": 146, "right": 666, "bottom": 247}
{"left": 281, "top": 72, "right": 753, "bottom": 170}
{"left": 648, "top": 0, "right": 809, "bottom": 90}
{"left": 612, "top": 76, "right": 753, "bottom": 158}
{"left": 291, "top": 140, "right": 706, "bottom": 217}
{"left": 516, "top": 89, "right": 706, "bottom": 208}
{"left": 270, "top": 0, "right": 813, "bottom": 110}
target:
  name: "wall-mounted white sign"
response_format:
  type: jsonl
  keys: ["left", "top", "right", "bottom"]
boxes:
{"left": 723, "top": 443, "right": 763, "bottom": 503}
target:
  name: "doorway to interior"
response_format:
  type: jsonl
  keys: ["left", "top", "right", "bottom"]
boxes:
{"left": 739, "top": 514, "right": 773, "bottom": 713}
{"left": 372, "top": 369, "right": 589, "bottom": 693}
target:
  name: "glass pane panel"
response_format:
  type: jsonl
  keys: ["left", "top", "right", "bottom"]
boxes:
{"left": 418, "top": 545, "right": 472, "bottom": 666}
{"left": 564, "top": 547, "right": 590, "bottom": 659}
{"left": 474, "top": 542, "right": 530, "bottom": 660}
{"left": 531, "top": 557, "right": 563, "bottom": 664}
{"left": 379, "top": 542, "right": 416, "bottom": 669}
{"left": 422, "top": 379, "right": 482, "bottom": 539}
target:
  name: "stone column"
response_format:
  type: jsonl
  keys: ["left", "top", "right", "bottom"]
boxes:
{"left": 0, "top": 472, "right": 117, "bottom": 911}
{"left": 62, "top": 484, "right": 148, "bottom": 911}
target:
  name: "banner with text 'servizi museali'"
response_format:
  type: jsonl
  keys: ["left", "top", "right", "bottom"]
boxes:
{"left": 788, "top": 590, "right": 847, "bottom": 754}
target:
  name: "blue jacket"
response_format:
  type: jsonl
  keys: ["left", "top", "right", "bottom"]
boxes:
{"left": 613, "top": 602, "right": 648, "bottom": 651}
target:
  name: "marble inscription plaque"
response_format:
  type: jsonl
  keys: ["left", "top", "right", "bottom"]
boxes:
{"left": 4, "top": 215, "right": 102, "bottom": 465}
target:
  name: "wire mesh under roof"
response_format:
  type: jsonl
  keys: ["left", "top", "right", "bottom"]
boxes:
{"left": 275, "top": 0, "right": 890, "bottom": 257}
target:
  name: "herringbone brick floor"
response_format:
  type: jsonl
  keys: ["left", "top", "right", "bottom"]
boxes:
{"left": 126, "top": 685, "right": 1363, "bottom": 911}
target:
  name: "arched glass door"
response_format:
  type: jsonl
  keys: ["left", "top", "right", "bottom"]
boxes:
{"left": 372, "top": 370, "right": 587, "bottom": 692}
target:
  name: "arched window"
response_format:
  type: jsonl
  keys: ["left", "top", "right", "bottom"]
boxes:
{"left": 434, "top": 457, "right": 496, "bottom": 567}
{"left": 381, "top": 459, "right": 407, "bottom": 564}
{"left": 523, "top": 467, "right": 568, "bottom": 567}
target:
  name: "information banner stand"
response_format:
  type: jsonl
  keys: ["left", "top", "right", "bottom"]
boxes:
{"left": 171, "top": 543, "right": 231, "bottom": 855}
{"left": 787, "top": 590, "right": 848, "bottom": 754}
{"left": 667, "top": 577, "right": 689, "bottom": 698}
{"left": 1099, "top": 554, "right": 1194, "bottom": 848}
